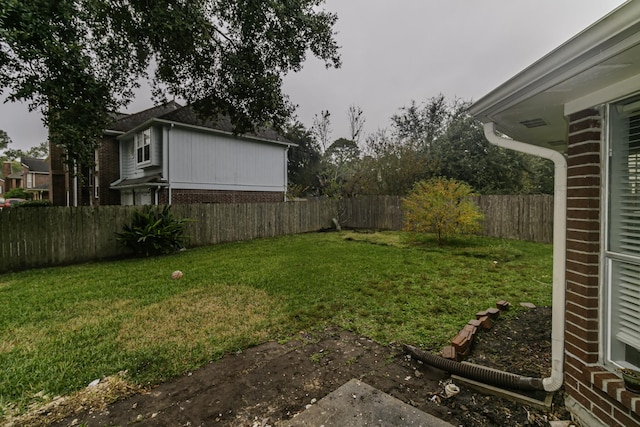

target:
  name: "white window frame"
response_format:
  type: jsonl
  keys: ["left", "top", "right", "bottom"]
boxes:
{"left": 135, "top": 128, "right": 152, "bottom": 166}
{"left": 26, "top": 173, "right": 33, "bottom": 189}
{"left": 604, "top": 96, "right": 640, "bottom": 370}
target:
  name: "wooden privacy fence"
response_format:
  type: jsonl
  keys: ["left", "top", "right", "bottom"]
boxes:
{"left": 0, "top": 200, "right": 340, "bottom": 273}
{"left": 472, "top": 195, "right": 554, "bottom": 244}
{"left": 0, "top": 194, "right": 552, "bottom": 273}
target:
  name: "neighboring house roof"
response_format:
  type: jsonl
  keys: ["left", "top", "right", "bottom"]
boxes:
{"left": 106, "top": 101, "right": 183, "bottom": 133}
{"left": 110, "top": 102, "right": 293, "bottom": 146}
{"left": 7, "top": 171, "right": 23, "bottom": 179}
{"left": 469, "top": 1, "right": 640, "bottom": 150}
{"left": 21, "top": 157, "right": 49, "bottom": 173}
{"left": 108, "top": 111, "right": 130, "bottom": 121}
{"left": 156, "top": 105, "right": 292, "bottom": 145}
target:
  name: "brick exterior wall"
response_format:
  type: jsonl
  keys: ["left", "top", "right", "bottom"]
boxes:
{"left": 95, "top": 136, "right": 121, "bottom": 206}
{"left": 564, "top": 108, "right": 640, "bottom": 426}
{"left": 49, "top": 142, "right": 68, "bottom": 206}
{"left": 157, "top": 189, "right": 284, "bottom": 205}
{"left": 2, "top": 161, "right": 15, "bottom": 192}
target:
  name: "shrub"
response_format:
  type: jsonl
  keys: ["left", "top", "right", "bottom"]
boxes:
{"left": 4, "top": 188, "right": 32, "bottom": 200}
{"left": 15, "top": 199, "right": 52, "bottom": 208}
{"left": 116, "top": 205, "right": 192, "bottom": 257}
{"left": 402, "top": 177, "right": 483, "bottom": 245}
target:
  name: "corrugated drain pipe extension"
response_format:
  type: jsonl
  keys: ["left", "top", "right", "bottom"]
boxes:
{"left": 404, "top": 123, "right": 567, "bottom": 393}
{"left": 403, "top": 344, "right": 544, "bottom": 391}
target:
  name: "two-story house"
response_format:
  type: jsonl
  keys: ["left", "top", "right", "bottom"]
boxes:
{"left": 2, "top": 157, "right": 49, "bottom": 200}
{"left": 50, "top": 102, "right": 294, "bottom": 206}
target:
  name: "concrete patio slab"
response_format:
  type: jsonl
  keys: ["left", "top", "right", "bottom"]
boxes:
{"left": 277, "top": 378, "right": 455, "bottom": 427}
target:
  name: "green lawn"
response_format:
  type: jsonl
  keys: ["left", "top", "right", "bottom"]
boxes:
{"left": 0, "top": 231, "right": 553, "bottom": 416}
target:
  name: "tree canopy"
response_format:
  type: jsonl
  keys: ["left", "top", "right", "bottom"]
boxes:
{"left": 288, "top": 95, "right": 554, "bottom": 198}
{"left": 0, "top": 0, "right": 340, "bottom": 168}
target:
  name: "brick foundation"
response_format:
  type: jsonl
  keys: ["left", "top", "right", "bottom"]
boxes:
{"left": 564, "top": 108, "right": 640, "bottom": 426}
{"left": 157, "top": 189, "right": 284, "bottom": 205}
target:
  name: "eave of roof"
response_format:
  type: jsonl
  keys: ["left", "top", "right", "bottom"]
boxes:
{"left": 105, "top": 101, "right": 182, "bottom": 133}
{"left": 469, "top": 0, "right": 640, "bottom": 148}
{"left": 110, "top": 174, "right": 167, "bottom": 189}
{"left": 118, "top": 105, "right": 296, "bottom": 147}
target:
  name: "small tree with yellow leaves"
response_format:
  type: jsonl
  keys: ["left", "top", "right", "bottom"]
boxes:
{"left": 402, "top": 178, "right": 483, "bottom": 245}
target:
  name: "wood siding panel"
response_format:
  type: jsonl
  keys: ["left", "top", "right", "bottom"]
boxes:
{"left": 169, "top": 128, "right": 286, "bottom": 191}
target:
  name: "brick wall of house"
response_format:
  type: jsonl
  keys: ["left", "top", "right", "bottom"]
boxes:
{"left": 96, "top": 136, "right": 121, "bottom": 205}
{"left": 34, "top": 172, "right": 49, "bottom": 188}
{"left": 564, "top": 108, "right": 640, "bottom": 426}
{"left": 49, "top": 142, "right": 68, "bottom": 206}
{"left": 2, "top": 161, "right": 14, "bottom": 192}
{"left": 157, "top": 189, "right": 284, "bottom": 205}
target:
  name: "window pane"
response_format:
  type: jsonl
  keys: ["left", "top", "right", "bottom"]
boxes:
{"left": 610, "top": 109, "right": 640, "bottom": 255}
{"left": 608, "top": 97, "right": 640, "bottom": 367}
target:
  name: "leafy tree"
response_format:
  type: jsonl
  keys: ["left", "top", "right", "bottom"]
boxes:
{"left": 0, "top": 1, "right": 340, "bottom": 170}
{"left": 391, "top": 94, "right": 463, "bottom": 151}
{"left": 431, "top": 111, "right": 528, "bottom": 194}
{"left": 402, "top": 178, "right": 483, "bottom": 245}
{"left": 286, "top": 121, "right": 322, "bottom": 197}
{"left": 356, "top": 128, "right": 435, "bottom": 196}
{"left": 430, "top": 110, "right": 553, "bottom": 194}
{"left": 0, "top": 129, "right": 10, "bottom": 151}
{"left": 319, "top": 137, "right": 360, "bottom": 197}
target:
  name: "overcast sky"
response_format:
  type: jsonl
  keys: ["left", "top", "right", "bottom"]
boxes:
{"left": 0, "top": 0, "right": 628, "bottom": 151}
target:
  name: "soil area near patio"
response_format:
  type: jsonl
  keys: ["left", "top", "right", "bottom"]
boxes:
{"left": 16, "top": 306, "right": 570, "bottom": 427}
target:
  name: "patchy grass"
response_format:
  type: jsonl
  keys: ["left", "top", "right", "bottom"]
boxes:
{"left": 0, "top": 231, "right": 552, "bottom": 418}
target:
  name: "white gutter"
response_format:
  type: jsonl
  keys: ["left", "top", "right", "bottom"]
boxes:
{"left": 483, "top": 122, "right": 567, "bottom": 392}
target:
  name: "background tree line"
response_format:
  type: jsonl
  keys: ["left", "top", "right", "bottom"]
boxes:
{"left": 286, "top": 94, "right": 554, "bottom": 198}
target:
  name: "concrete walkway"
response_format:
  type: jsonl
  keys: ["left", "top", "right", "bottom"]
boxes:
{"left": 278, "top": 379, "right": 456, "bottom": 427}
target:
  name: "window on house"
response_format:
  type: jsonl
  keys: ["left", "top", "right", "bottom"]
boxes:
{"left": 135, "top": 129, "right": 151, "bottom": 165}
{"left": 26, "top": 173, "right": 33, "bottom": 188}
{"left": 606, "top": 96, "right": 640, "bottom": 369}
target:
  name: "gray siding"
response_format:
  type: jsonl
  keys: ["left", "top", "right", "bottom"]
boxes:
{"left": 168, "top": 127, "right": 286, "bottom": 192}
{"left": 118, "top": 126, "right": 163, "bottom": 181}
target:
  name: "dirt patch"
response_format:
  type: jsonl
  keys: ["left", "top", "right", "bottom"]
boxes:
{"left": 11, "top": 306, "right": 569, "bottom": 427}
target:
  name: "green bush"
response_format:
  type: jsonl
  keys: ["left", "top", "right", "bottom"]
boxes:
{"left": 3, "top": 188, "right": 32, "bottom": 200}
{"left": 116, "top": 205, "right": 192, "bottom": 257}
{"left": 402, "top": 177, "right": 483, "bottom": 245}
{"left": 15, "top": 199, "right": 52, "bottom": 208}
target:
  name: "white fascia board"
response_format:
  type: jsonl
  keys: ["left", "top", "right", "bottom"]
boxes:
{"left": 104, "top": 129, "right": 125, "bottom": 136}
{"left": 470, "top": 1, "right": 640, "bottom": 120}
{"left": 152, "top": 119, "right": 296, "bottom": 148}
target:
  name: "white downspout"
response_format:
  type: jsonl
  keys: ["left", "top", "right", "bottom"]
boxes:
{"left": 483, "top": 122, "right": 567, "bottom": 392}
{"left": 167, "top": 124, "right": 173, "bottom": 205}
{"left": 284, "top": 146, "right": 289, "bottom": 202}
